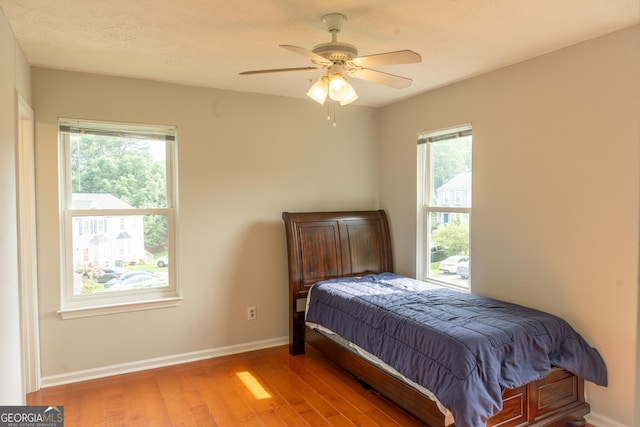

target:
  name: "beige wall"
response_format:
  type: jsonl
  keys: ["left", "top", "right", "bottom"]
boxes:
{"left": 378, "top": 25, "right": 640, "bottom": 425}
{"left": 32, "top": 68, "right": 379, "bottom": 377}
{"left": 0, "top": 9, "right": 31, "bottom": 404}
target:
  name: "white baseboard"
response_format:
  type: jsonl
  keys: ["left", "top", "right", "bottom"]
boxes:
{"left": 40, "top": 336, "right": 289, "bottom": 388}
{"left": 586, "top": 412, "right": 629, "bottom": 427}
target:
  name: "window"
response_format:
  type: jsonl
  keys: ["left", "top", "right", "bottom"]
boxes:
{"left": 417, "top": 124, "right": 472, "bottom": 289}
{"left": 58, "top": 119, "right": 181, "bottom": 318}
{"left": 454, "top": 191, "right": 462, "bottom": 205}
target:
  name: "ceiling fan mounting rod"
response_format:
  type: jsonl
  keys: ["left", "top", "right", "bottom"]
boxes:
{"left": 313, "top": 13, "right": 358, "bottom": 62}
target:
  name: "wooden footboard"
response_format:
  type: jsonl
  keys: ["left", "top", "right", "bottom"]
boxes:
{"left": 307, "top": 326, "right": 590, "bottom": 427}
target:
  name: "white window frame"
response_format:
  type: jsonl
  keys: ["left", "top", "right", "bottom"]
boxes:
{"left": 58, "top": 119, "right": 181, "bottom": 319}
{"left": 417, "top": 124, "right": 472, "bottom": 289}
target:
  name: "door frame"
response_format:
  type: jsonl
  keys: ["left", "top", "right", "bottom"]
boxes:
{"left": 16, "top": 91, "right": 41, "bottom": 394}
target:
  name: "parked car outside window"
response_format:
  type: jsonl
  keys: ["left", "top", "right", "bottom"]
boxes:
{"left": 109, "top": 273, "right": 162, "bottom": 290}
{"left": 439, "top": 255, "right": 469, "bottom": 274}
{"left": 456, "top": 261, "right": 469, "bottom": 279}
{"left": 105, "top": 271, "right": 152, "bottom": 288}
{"left": 430, "top": 245, "right": 447, "bottom": 262}
{"left": 96, "top": 267, "right": 126, "bottom": 283}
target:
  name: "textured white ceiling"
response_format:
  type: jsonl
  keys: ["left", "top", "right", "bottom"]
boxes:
{"left": 1, "top": 0, "right": 638, "bottom": 107}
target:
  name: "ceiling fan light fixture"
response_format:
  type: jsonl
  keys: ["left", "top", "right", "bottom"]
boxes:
{"left": 307, "top": 72, "right": 358, "bottom": 106}
{"left": 306, "top": 75, "right": 329, "bottom": 104}
{"left": 328, "top": 73, "right": 356, "bottom": 103}
{"left": 339, "top": 85, "right": 358, "bottom": 106}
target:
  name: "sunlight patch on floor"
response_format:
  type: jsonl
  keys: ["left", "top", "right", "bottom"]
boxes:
{"left": 236, "top": 371, "right": 271, "bottom": 399}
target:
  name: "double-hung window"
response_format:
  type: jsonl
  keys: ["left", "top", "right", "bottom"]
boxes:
{"left": 417, "top": 124, "right": 472, "bottom": 289}
{"left": 58, "top": 119, "right": 180, "bottom": 318}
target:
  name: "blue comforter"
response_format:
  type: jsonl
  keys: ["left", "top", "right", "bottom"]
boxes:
{"left": 305, "top": 273, "right": 607, "bottom": 427}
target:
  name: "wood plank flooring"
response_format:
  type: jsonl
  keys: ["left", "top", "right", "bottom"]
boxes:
{"left": 27, "top": 345, "right": 425, "bottom": 426}
{"left": 27, "top": 345, "right": 597, "bottom": 426}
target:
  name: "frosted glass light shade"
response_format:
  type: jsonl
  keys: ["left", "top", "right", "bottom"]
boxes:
{"left": 339, "top": 86, "right": 358, "bottom": 105}
{"left": 306, "top": 76, "right": 329, "bottom": 104}
{"left": 328, "top": 73, "right": 351, "bottom": 101}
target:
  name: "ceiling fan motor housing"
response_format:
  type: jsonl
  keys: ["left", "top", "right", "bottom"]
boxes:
{"left": 312, "top": 42, "right": 358, "bottom": 63}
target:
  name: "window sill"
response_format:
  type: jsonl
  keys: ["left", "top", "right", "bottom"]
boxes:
{"left": 58, "top": 297, "right": 183, "bottom": 319}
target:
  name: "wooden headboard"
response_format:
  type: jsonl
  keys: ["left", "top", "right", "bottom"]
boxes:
{"left": 282, "top": 210, "right": 393, "bottom": 354}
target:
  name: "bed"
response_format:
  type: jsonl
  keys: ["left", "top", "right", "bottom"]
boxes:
{"left": 282, "top": 209, "right": 606, "bottom": 427}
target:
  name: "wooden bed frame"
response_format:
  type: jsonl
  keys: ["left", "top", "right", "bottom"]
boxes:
{"left": 283, "top": 209, "right": 590, "bottom": 427}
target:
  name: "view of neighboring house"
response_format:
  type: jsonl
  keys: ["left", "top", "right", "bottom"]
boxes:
{"left": 435, "top": 170, "right": 471, "bottom": 225}
{"left": 72, "top": 193, "right": 147, "bottom": 268}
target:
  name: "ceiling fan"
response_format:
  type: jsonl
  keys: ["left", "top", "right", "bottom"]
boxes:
{"left": 239, "top": 13, "right": 421, "bottom": 106}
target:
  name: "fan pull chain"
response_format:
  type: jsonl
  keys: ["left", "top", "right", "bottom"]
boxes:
{"left": 333, "top": 104, "right": 337, "bottom": 127}
{"left": 325, "top": 102, "right": 337, "bottom": 127}
{"left": 324, "top": 102, "right": 338, "bottom": 127}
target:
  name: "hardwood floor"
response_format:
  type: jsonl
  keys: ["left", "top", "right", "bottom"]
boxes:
{"left": 27, "top": 345, "right": 597, "bottom": 426}
{"left": 27, "top": 345, "right": 425, "bottom": 426}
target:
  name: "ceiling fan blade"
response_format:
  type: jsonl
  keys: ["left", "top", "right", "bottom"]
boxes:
{"left": 352, "top": 50, "right": 421, "bottom": 68}
{"left": 280, "top": 44, "right": 333, "bottom": 66}
{"left": 350, "top": 68, "right": 413, "bottom": 89}
{"left": 239, "top": 66, "right": 319, "bottom": 75}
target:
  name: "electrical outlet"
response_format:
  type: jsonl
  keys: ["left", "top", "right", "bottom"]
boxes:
{"left": 247, "top": 306, "right": 256, "bottom": 320}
